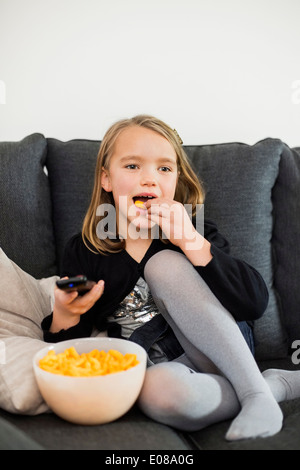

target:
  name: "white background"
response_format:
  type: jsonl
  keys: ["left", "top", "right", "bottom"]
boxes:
{"left": 0, "top": 0, "right": 300, "bottom": 146}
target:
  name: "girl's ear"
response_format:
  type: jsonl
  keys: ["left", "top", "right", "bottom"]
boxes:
{"left": 101, "top": 167, "right": 112, "bottom": 192}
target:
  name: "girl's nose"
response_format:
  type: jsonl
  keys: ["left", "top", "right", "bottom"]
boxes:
{"left": 140, "top": 170, "right": 157, "bottom": 186}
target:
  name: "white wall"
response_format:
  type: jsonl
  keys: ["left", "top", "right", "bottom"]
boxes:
{"left": 1, "top": 0, "right": 300, "bottom": 146}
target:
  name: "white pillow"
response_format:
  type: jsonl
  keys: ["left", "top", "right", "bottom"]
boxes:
{"left": 0, "top": 249, "right": 57, "bottom": 414}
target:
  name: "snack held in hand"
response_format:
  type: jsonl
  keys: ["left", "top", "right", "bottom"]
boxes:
{"left": 134, "top": 200, "right": 146, "bottom": 209}
{"left": 39, "top": 346, "right": 139, "bottom": 377}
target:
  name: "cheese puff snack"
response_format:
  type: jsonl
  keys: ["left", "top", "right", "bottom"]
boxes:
{"left": 39, "top": 346, "right": 139, "bottom": 377}
{"left": 134, "top": 200, "right": 146, "bottom": 209}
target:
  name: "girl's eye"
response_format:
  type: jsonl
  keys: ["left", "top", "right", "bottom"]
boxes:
{"left": 159, "top": 166, "right": 171, "bottom": 172}
{"left": 125, "top": 164, "right": 138, "bottom": 170}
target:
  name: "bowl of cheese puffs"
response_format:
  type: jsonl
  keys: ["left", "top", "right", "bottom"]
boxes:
{"left": 33, "top": 337, "right": 147, "bottom": 425}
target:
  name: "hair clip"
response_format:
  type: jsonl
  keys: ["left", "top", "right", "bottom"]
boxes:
{"left": 173, "top": 128, "right": 183, "bottom": 145}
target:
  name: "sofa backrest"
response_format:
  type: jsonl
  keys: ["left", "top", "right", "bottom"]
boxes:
{"left": 185, "top": 140, "right": 300, "bottom": 361}
{"left": 0, "top": 134, "right": 299, "bottom": 362}
{"left": 0, "top": 134, "right": 57, "bottom": 278}
{"left": 46, "top": 137, "right": 100, "bottom": 266}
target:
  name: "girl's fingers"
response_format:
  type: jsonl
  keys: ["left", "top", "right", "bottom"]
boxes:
{"left": 55, "top": 279, "right": 105, "bottom": 314}
{"left": 147, "top": 213, "right": 162, "bottom": 226}
{"left": 147, "top": 212, "right": 174, "bottom": 237}
{"left": 147, "top": 203, "right": 185, "bottom": 227}
{"left": 72, "top": 280, "right": 104, "bottom": 308}
{"left": 147, "top": 204, "right": 170, "bottom": 219}
{"left": 55, "top": 286, "right": 78, "bottom": 304}
{"left": 147, "top": 202, "right": 193, "bottom": 244}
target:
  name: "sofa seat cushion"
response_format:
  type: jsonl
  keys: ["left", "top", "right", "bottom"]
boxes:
{"left": 187, "top": 397, "right": 300, "bottom": 450}
{"left": 0, "top": 134, "right": 57, "bottom": 278}
{"left": 0, "top": 415, "right": 44, "bottom": 450}
{"left": 0, "top": 406, "right": 191, "bottom": 450}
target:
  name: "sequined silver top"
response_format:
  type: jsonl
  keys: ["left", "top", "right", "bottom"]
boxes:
{"left": 107, "top": 277, "right": 159, "bottom": 338}
{"left": 107, "top": 277, "right": 167, "bottom": 364}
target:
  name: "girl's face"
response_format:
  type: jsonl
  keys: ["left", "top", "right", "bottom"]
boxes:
{"left": 101, "top": 125, "right": 178, "bottom": 236}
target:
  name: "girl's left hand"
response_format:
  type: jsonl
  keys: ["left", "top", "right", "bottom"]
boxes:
{"left": 144, "top": 198, "right": 197, "bottom": 249}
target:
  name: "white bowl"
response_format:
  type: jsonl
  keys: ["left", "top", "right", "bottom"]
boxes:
{"left": 33, "top": 337, "right": 147, "bottom": 425}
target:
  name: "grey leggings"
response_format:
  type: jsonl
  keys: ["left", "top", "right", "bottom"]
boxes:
{"left": 137, "top": 250, "right": 273, "bottom": 431}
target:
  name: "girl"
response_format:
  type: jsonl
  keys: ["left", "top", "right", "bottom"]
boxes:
{"left": 42, "top": 115, "right": 300, "bottom": 441}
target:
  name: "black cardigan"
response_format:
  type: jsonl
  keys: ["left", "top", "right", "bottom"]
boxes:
{"left": 42, "top": 220, "right": 269, "bottom": 343}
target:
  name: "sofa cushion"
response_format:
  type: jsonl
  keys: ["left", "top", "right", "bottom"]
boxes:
{"left": 272, "top": 146, "right": 300, "bottom": 348}
{"left": 0, "top": 134, "right": 57, "bottom": 278}
{"left": 46, "top": 138, "right": 100, "bottom": 272}
{"left": 188, "top": 397, "right": 300, "bottom": 450}
{"left": 0, "top": 416, "right": 44, "bottom": 450}
{"left": 0, "top": 248, "right": 56, "bottom": 414}
{"left": 0, "top": 406, "right": 190, "bottom": 450}
{"left": 184, "top": 138, "right": 288, "bottom": 360}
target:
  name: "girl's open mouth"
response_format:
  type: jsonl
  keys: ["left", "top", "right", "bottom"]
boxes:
{"left": 132, "top": 194, "right": 157, "bottom": 206}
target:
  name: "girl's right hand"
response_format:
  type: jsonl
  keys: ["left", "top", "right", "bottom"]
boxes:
{"left": 50, "top": 279, "right": 105, "bottom": 333}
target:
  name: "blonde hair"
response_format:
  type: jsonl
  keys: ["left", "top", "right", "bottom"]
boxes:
{"left": 82, "top": 114, "right": 205, "bottom": 254}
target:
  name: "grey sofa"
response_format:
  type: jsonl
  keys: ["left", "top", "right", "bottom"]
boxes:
{"left": 0, "top": 133, "right": 300, "bottom": 451}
